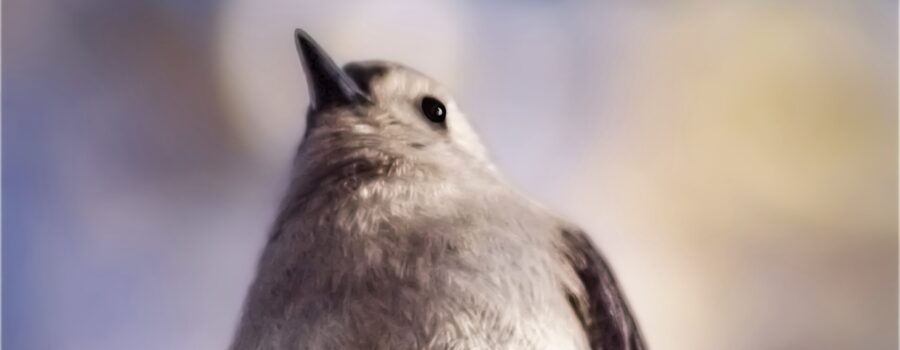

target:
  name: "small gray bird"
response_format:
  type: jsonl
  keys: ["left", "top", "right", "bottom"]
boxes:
{"left": 230, "top": 29, "right": 645, "bottom": 350}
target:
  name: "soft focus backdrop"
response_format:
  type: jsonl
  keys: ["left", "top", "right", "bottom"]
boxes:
{"left": 3, "top": 1, "right": 897, "bottom": 349}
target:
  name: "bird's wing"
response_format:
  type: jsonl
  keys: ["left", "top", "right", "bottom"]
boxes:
{"left": 558, "top": 227, "right": 646, "bottom": 350}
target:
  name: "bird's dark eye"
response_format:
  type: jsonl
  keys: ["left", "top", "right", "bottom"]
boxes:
{"left": 420, "top": 96, "right": 446, "bottom": 124}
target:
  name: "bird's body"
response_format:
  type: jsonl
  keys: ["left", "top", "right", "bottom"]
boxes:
{"left": 233, "top": 149, "right": 586, "bottom": 349}
{"left": 230, "top": 30, "right": 644, "bottom": 350}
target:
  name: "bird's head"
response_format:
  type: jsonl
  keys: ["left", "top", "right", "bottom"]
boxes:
{"left": 292, "top": 29, "right": 492, "bottom": 183}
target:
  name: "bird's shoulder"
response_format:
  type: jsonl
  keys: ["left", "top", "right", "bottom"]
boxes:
{"left": 553, "top": 222, "right": 647, "bottom": 350}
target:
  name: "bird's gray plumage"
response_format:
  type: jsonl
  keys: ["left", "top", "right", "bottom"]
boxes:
{"left": 229, "top": 29, "right": 645, "bottom": 350}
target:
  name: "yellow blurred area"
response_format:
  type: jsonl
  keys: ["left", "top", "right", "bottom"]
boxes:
{"left": 561, "top": 3, "right": 895, "bottom": 349}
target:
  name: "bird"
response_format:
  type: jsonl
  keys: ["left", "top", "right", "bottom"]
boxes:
{"left": 229, "top": 29, "right": 646, "bottom": 350}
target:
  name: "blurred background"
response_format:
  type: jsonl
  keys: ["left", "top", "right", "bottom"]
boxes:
{"left": 3, "top": 0, "right": 897, "bottom": 349}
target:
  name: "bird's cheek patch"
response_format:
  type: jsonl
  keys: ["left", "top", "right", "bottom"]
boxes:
{"left": 351, "top": 124, "right": 376, "bottom": 134}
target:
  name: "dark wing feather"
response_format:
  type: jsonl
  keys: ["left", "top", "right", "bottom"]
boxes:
{"left": 560, "top": 228, "right": 646, "bottom": 350}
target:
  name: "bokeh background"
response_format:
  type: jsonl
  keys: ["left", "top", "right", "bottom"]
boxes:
{"left": 3, "top": 1, "right": 897, "bottom": 349}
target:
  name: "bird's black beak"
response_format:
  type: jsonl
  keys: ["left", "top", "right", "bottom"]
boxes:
{"left": 294, "top": 29, "right": 369, "bottom": 111}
